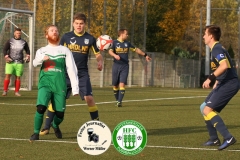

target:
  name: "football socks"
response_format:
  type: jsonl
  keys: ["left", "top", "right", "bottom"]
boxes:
{"left": 206, "top": 111, "right": 232, "bottom": 140}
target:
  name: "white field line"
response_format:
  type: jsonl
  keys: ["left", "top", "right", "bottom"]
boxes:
{"left": 0, "top": 137, "right": 239, "bottom": 152}
{"left": 0, "top": 96, "right": 205, "bottom": 106}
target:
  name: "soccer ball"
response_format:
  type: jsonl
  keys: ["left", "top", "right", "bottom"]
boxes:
{"left": 96, "top": 35, "right": 113, "bottom": 51}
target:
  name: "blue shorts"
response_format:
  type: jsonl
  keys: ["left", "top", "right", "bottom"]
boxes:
{"left": 205, "top": 78, "right": 239, "bottom": 112}
{"left": 112, "top": 63, "right": 129, "bottom": 86}
{"left": 66, "top": 72, "right": 93, "bottom": 100}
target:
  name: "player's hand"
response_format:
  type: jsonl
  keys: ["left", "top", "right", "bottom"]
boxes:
{"left": 97, "top": 61, "right": 103, "bottom": 71}
{"left": 202, "top": 79, "right": 211, "bottom": 89}
{"left": 24, "top": 55, "right": 30, "bottom": 63}
{"left": 4, "top": 55, "right": 13, "bottom": 63}
{"left": 43, "top": 55, "right": 50, "bottom": 61}
{"left": 114, "top": 55, "right": 120, "bottom": 60}
{"left": 146, "top": 55, "right": 151, "bottom": 61}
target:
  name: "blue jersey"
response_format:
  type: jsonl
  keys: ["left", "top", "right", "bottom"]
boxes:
{"left": 210, "top": 42, "right": 238, "bottom": 82}
{"left": 60, "top": 31, "right": 99, "bottom": 72}
{"left": 110, "top": 39, "right": 136, "bottom": 64}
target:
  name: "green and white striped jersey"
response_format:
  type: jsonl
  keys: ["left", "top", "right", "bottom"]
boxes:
{"left": 33, "top": 45, "right": 79, "bottom": 95}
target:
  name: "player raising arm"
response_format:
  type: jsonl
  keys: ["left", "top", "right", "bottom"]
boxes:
{"left": 108, "top": 29, "right": 151, "bottom": 107}
{"left": 30, "top": 25, "right": 79, "bottom": 141}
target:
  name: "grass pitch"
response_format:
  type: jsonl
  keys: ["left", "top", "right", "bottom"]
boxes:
{"left": 1, "top": 87, "right": 240, "bottom": 160}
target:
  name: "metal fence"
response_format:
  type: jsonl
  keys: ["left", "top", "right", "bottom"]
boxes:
{"left": 88, "top": 52, "right": 200, "bottom": 88}
{"left": 1, "top": 0, "right": 240, "bottom": 90}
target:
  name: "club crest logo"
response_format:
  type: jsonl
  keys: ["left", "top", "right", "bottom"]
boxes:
{"left": 77, "top": 120, "right": 111, "bottom": 155}
{"left": 112, "top": 120, "right": 147, "bottom": 156}
{"left": 84, "top": 38, "right": 89, "bottom": 44}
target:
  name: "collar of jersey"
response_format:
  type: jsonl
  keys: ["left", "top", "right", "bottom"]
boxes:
{"left": 74, "top": 30, "right": 85, "bottom": 37}
{"left": 117, "top": 38, "right": 124, "bottom": 43}
{"left": 14, "top": 37, "right": 21, "bottom": 40}
{"left": 210, "top": 41, "right": 219, "bottom": 51}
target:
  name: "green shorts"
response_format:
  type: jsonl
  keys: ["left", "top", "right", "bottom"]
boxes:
{"left": 37, "top": 87, "right": 66, "bottom": 112}
{"left": 5, "top": 63, "right": 24, "bottom": 76}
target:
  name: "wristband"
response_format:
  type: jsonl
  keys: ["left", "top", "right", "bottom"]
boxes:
{"left": 208, "top": 73, "right": 216, "bottom": 81}
{"left": 144, "top": 53, "right": 148, "bottom": 57}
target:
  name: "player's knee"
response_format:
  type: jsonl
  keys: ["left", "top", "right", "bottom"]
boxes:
{"left": 200, "top": 102, "right": 206, "bottom": 115}
{"left": 85, "top": 96, "right": 94, "bottom": 104}
{"left": 55, "top": 111, "right": 64, "bottom": 119}
{"left": 37, "top": 105, "right": 47, "bottom": 114}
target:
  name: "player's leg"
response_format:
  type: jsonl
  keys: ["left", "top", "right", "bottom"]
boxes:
{"left": 203, "top": 79, "right": 239, "bottom": 150}
{"left": 51, "top": 92, "right": 66, "bottom": 139}
{"left": 80, "top": 74, "right": 99, "bottom": 120}
{"left": 117, "top": 64, "right": 129, "bottom": 107}
{"left": 2, "top": 63, "right": 13, "bottom": 96}
{"left": 113, "top": 86, "right": 119, "bottom": 101}
{"left": 200, "top": 102, "right": 220, "bottom": 146}
{"left": 14, "top": 76, "right": 21, "bottom": 96}
{"left": 14, "top": 63, "right": 24, "bottom": 96}
{"left": 112, "top": 63, "right": 120, "bottom": 101}
{"left": 39, "top": 103, "right": 55, "bottom": 135}
{"left": 40, "top": 79, "right": 72, "bottom": 135}
{"left": 30, "top": 87, "right": 51, "bottom": 141}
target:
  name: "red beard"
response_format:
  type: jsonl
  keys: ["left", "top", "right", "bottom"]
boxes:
{"left": 47, "top": 34, "right": 59, "bottom": 44}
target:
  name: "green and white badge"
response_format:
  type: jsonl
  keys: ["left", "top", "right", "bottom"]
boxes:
{"left": 112, "top": 120, "right": 147, "bottom": 156}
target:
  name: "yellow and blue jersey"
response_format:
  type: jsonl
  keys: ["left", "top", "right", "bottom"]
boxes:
{"left": 60, "top": 31, "right": 100, "bottom": 72}
{"left": 210, "top": 42, "right": 237, "bottom": 81}
{"left": 110, "top": 39, "right": 136, "bottom": 64}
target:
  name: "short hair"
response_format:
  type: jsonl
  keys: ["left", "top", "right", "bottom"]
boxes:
{"left": 118, "top": 29, "right": 128, "bottom": 37}
{"left": 44, "top": 24, "right": 58, "bottom": 35}
{"left": 205, "top": 25, "right": 221, "bottom": 41}
{"left": 73, "top": 12, "right": 87, "bottom": 23}
{"left": 15, "top": 28, "right": 21, "bottom": 32}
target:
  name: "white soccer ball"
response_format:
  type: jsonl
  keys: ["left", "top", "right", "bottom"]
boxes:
{"left": 96, "top": 35, "right": 113, "bottom": 51}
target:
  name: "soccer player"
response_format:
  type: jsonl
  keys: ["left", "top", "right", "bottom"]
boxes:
{"left": 200, "top": 25, "right": 239, "bottom": 150}
{"left": 2, "top": 28, "right": 30, "bottom": 96}
{"left": 29, "top": 25, "right": 79, "bottom": 141}
{"left": 108, "top": 29, "right": 151, "bottom": 107}
{"left": 39, "top": 13, "right": 103, "bottom": 135}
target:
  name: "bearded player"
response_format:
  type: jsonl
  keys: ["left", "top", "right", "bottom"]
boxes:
{"left": 30, "top": 25, "right": 79, "bottom": 141}
{"left": 39, "top": 13, "right": 103, "bottom": 136}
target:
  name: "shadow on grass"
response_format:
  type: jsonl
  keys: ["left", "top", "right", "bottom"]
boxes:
{"left": 147, "top": 125, "right": 240, "bottom": 136}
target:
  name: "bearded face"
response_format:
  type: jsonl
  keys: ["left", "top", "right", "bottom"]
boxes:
{"left": 46, "top": 26, "right": 60, "bottom": 44}
{"left": 47, "top": 33, "right": 59, "bottom": 44}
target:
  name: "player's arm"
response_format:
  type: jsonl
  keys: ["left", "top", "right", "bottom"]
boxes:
{"left": 3, "top": 40, "right": 10, "bottom": 57}
{"left": 24, "top": 42, "right": 30, "bottom": 55}
{"left": 211, "top": 60, "right": 228, "bottom": 78}
{"left": 65, "top": 48, "right": 79, "bottom": 96}
{"left": 134, "top": 48, "right": 151, "bottom": 61}
{"left": 207, "top": 52, "right": 229, "bottom": 83}
{"left": 109, "top": 49, "right": 120, "bottom": 60}
{"left": 203, "top": 51, "right": 228, "bottom": 89}
{"left": 108, "top": 42, "right": 120, "bottom": 60}
{"left": 33, "top": 49, "right": 45, "bottom": 67}
{"left": 91, "top": 38, "right": 103, "bottom": 71}
{"left": 24, "top": 41, "right": 30, "bottom": 62}
{"left": 3, "top": 40, "right": 12, "bottom": 63}
{"left": 95, "top": 53, "right": 103, "bottom": 71}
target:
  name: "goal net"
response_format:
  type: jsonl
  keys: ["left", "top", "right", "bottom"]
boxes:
{"left": 0, "top": 10, "right": 33, "bottom": 91}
